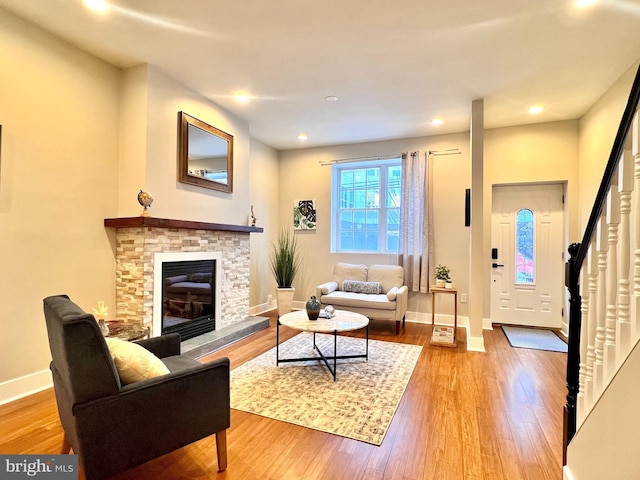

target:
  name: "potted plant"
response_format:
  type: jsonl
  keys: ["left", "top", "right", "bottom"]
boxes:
{"left": 435, "top": 264, "right": 450, "bottom": 288}
{"left": 270, "top": 229, "right": 300, "bottom": 315}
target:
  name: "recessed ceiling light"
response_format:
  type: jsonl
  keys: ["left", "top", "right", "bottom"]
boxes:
{"left": 575, "top": 0, "right": 597, "bottom": 7}
{"left": 529, "top": 105, "right": 544, "bottom": 115}
{"left": 235, "top": 93, "right": 250, "bottom": 104}
{"left": 325, "top": 96, "right": 338, "bottom": 102}
{"left": 431, "top": 118, "right": 444, "bottom": 125}
{"left": 297, "top": 134, "right": 308, "bottom": 141}
{"left": 83, "top": 0, "right": 108, "bottom": 11}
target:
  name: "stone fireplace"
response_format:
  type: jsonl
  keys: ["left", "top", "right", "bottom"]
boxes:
{"left": 104, "top": 217, "right": 263, "bottom": 337}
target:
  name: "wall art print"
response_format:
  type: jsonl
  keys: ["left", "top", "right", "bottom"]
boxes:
{"left": 294, "top": 199, "right": 316, "bottom": 230}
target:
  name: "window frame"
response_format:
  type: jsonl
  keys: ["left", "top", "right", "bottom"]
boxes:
{"left": 330, "top": 157, "right": 402, "bottom": 254}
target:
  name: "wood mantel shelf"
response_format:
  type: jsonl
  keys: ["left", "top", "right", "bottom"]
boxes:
{"left": 104, "top": 216, "right": 264, "bottom": 233}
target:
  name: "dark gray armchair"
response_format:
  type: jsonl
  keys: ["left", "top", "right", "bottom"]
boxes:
{"left": 43, "top": 295, "right": 230, "bottom": 480}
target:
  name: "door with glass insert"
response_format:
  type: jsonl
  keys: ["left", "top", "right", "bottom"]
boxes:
{"left": 491, "top": 184, "right": 564, "bottom": 328}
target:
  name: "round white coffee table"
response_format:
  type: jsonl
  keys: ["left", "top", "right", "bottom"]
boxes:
{"left": 276, "top": 309, "right": 369, "bottom": 381}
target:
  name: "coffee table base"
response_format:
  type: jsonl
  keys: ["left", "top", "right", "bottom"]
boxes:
{"left": 276, "top": 324, "right": 369, "bottom": 381}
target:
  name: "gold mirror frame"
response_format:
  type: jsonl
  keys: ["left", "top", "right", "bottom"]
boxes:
{"left": 178, "top": 111, "right": 233, "bottom": 193}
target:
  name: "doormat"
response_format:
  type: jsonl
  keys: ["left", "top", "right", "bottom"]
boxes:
{"left": 501, "top": 325, "right": 568, "bottom": 353}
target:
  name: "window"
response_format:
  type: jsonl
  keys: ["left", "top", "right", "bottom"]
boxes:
{"left": 331, "top": 158, "right": 402, "bottom": 253}
{"left": 515, "top": 208, "right": 535, "bottom": 284}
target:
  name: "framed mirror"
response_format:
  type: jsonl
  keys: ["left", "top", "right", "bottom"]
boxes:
{"left": 178, "top": 111, "right": 233, "bottom": 193}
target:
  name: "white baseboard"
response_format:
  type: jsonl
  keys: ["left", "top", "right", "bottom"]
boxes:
{"left": 249, "top": 300, "right": 277, "bottom": 316}
{"left": 0, "top": 369, "right": 52, "bottom": 406}
{"left": 562, "top": 465, "right": 576, "bottom": 480}
{"left": 466, "top": 329, "right": 486, "bottom": 352}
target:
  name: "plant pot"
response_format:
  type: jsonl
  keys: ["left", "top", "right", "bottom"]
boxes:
{"left": 445, "top": 281, "right": 453, "bottom": 289}
{"left": 435, "top": 279, "right": 445, "bottom": 288}
{"left": 276, "top": 287, "right": 295, "bottom": 316}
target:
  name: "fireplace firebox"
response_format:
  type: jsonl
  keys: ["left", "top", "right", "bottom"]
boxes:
{"left": 161, "top": 260, "right": 216, "bottom": 340}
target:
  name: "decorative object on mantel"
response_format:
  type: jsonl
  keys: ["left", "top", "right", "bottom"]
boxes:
{"left": 137, "top": 190, "right": 154, "bottom": 217}
{"left": 434, "top": 264, "right": 450, "bottom": 288}
{"left": 91, "top": 301, "right": 110, "bottom": 336}
{"left": 250, "top": 205, "right": 257, "bottom": 227}
{"left": 270, "top": 229, "right": 300, "bottom": 316}
{"left": 305, "top": 295, "right": 321, "bottom": 320}
{"left": 293, "top": 199, "right": 316, "bottom": 230}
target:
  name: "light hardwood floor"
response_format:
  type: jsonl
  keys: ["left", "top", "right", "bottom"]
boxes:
{"left": 0, "top": 316, "right": 567, "bottom": 479}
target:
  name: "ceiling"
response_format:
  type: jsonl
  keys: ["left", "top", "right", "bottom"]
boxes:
{"left": 2, "top": 0, "right": 640, "bottom": 150}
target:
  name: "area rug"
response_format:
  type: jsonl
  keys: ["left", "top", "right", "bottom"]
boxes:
{"left": 230, "top": 332, "right": 422, "bottom": 445}
{"left": 501, "top": 325, "right": 568, "bottom": 353}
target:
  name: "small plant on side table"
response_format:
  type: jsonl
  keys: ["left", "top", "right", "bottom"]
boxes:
{"left": 435, "top": 264, "right": 450, "bottom": 288}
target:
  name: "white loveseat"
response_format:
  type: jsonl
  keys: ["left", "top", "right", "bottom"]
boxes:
{"left": 316, "top": 262, "right": 408, "bottom": 334}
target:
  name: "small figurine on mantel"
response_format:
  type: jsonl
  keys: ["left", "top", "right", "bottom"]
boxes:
{"left": 137, "top": 190, "right": 154, "bottom": 217}
{"left": 250, "top": 205, "right": 257, "bottom": 227}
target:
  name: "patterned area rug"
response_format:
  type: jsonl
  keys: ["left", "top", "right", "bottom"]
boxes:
{"left": 230, "top": 332, "right": 422, "bottom": 445}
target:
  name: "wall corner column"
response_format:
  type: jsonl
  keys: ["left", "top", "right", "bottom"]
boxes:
{"left": 468, "top": 99, "right": 486, "bottom": 352}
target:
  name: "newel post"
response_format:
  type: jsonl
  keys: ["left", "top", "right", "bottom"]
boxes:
{"left": 564, "top": 242, "right": 582, "bottom": 465}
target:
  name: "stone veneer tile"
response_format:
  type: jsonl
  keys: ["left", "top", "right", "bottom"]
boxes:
{"left": 113, "top": 227, "right": 251, "bottom": 332}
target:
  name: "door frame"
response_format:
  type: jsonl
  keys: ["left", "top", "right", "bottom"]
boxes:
{"left": 489, "top": 181, "right": 568, "bottom": 331}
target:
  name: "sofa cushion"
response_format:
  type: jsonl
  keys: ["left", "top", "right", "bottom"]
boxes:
{"left": 321, "top": 291, "right": 397, "bottom": 310}
{"left": 368, "top": 265, "right": 404, "bottom": 293}
{"left": 105, "top": 337, "right": 170, "bottom": 385}
{"left": 343, "top": 280, "right": 382, "bottom": 294}
{"left": 332, "top": 263, "right": 368, "bottom": 290}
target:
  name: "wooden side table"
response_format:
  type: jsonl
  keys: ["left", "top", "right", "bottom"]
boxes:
{"left": 106, "top": 321, "right": 150, "bottom": 342}
{"left": 429, "top": 286, "right": 458, "bottom": 347}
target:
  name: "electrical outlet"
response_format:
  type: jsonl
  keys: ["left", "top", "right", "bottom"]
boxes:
{"left": 267, "top": 294, "right": 273, "bottom": 304}
{"left": 461, "top": 293, "right": 467, "bottom": 303}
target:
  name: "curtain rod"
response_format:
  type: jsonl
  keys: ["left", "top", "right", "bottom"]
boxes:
{"left": 428, "top": 148, "right": 461, "bottom": 156}
{"left": 319, "top": 154, "right": 403, "bottom": 166}
{"left": 319, "top": 149, "right": 460, "bottom": 165}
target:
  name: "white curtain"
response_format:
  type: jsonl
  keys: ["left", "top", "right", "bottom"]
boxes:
{"left": 398, "top": 151, "right": 434, "bottom": 293}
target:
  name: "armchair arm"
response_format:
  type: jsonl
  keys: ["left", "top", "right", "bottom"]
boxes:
{"left": 394, "top": 285, "right": 409, "bottom": 320}
{"left": 317, "top": 281, "right": 338, "bottom": 299}
{"left": 72, "top": 357, "right": 230, "bottom": 478}
{"left": 135, "top": 333, "right": 181, "bottom": 358}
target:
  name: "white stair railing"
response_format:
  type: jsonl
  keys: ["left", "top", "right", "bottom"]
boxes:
{"left": 576, "top": 111, "right": 640, "bottom": 424}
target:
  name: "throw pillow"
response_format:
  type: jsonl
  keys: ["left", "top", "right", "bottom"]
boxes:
{"left": 342, "top": 279, "right": 382, "bottom": 294}
{"left": 321, "top": 281, "right": 338, "bottom": 294}
{"left": 105, "top": 337, "right": 170, "bottom": 385}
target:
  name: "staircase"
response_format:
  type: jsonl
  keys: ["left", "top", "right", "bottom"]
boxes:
{"left": 563, "top": 64, "right": 640, "bottom": 479}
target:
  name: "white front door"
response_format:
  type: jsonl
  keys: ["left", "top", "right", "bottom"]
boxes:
{"left": 491, "top": 184, "right": 564, "bottom": 328}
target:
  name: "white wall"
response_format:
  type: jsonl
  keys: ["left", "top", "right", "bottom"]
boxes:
{"left": 277, "top": 133, "right": 471, "bottom": 322}
{"left": 563, "top": 58, "right": 640, "bottom": 480}
{"left": 278, "top": 122, "right": 580, "bottom": 333}
{"left": 249, "top": 138, "right": 280, "bottom": 312}
{"left": 578, "top": 60, "right": 640, "bottom": 230}
{"left": 0, "top": 9, "right": 120, "bottom": 398}
{"left": 0, "top": 11, "right": 273, "bottom": 403}
{"left": 565, "top": 339, "right": 640, "bottom": 480}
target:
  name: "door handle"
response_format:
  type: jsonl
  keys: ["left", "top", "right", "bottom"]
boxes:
{"left": 492, "top": 263, "right": 504, "bottom": 268}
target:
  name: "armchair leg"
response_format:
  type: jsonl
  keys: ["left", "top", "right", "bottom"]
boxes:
{"left": 395, "top": 320, "right": 400, "bottom": 335}
{"left": 215, "top": 429, "right": 228, "bottom": 472}
{"left": 61, "top": 434, "right": 72, "bottom": 454}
